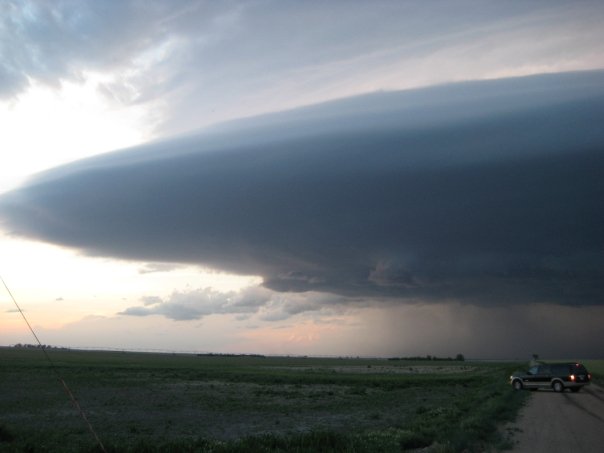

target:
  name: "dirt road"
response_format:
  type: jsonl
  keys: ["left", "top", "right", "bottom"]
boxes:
{"left": 510, "top": 383, "right": 604, "bottom": 452}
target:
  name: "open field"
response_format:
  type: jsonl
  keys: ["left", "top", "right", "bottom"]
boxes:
{"left": 582, "top": 360, "right": 604, "bottom": 385}
{"left": 0, "top": 348, "right": 527, "bottom": 452}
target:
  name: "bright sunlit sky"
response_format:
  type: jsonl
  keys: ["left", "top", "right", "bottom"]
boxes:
{"left": 1, "top": 0, "right": 604, "bottom": 358}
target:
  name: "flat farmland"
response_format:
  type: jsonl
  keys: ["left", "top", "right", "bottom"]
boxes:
{"left": 0, "top": 348, "right": 527, "bottom": 452}
{"left": 582, "top": 360, "right": 604, "bottom": 385}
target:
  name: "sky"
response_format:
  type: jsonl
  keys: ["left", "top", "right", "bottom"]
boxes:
{"left": 1, "top": 0, "right": 604, "bottom": 359}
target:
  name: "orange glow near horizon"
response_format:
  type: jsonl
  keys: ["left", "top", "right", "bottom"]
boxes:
{"left": 235, "top": 319, "right": 351, "bottom": 356}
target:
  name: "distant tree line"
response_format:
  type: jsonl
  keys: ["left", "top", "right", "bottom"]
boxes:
{"left": 11, "top": 343, "right": 66, "bottom": 350}
{"left": 196, "top": 353, "right": 266, "bottom": 358}
{"left": 388, "top": 354, "right": 465, "bottom": 362}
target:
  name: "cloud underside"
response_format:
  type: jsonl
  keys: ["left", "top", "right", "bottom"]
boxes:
{"left": 1, "top": 71, "right": 604, "bottom": 305}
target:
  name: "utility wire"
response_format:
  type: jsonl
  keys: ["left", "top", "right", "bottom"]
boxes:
{"left": 1, "top": 275, "right": 107, "bottom": 452}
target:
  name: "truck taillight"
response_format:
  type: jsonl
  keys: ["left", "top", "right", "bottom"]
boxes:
{"left": 570, "top": 374, "right": 575, "bottom": 381}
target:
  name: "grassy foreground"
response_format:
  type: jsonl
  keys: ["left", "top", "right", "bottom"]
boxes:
{"left": 0, "top": 348, "right": 527, "bottom": 452}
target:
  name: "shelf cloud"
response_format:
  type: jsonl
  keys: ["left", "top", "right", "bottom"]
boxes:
{"left": 1, "top": 71, "right": 603, "bottom": 305}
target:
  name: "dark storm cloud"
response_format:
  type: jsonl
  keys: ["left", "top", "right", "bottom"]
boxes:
{"left": 1, "top": 71, "right": 604, "bottom": 305}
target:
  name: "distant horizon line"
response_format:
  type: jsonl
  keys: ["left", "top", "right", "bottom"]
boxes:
{"left": 3, "top": 343, "right": 597, "bottom": 362}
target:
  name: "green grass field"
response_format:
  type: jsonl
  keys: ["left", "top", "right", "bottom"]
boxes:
{"left": 582, "top": 360, "right": 604, "bottom": 385}
{"left": 0, "top": 348, "right": 528, "bottom": 452}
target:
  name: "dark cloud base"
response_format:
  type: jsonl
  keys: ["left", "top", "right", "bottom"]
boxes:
{"left": 1, "top": 71, "right": 604, "bottom": 305}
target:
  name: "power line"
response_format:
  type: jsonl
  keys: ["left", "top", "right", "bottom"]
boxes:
{"left": 1, "top": 275, "right": 107, "bottom": 452}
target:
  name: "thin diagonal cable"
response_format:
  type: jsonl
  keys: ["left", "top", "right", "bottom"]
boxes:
{"left": 1, "top": 275, "right": 107, "bottom": 452}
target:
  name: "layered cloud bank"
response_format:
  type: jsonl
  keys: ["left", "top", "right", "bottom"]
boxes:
{"left": 1, "top": 71, "right": 603, "bottom": 305}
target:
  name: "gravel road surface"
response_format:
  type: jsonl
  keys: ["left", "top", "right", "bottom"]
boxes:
{"left": 510, "top": 383, "right": 604, "bottom": 452}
